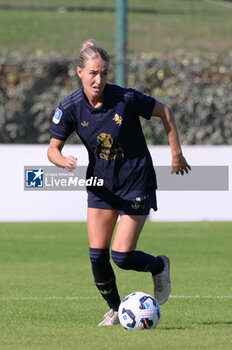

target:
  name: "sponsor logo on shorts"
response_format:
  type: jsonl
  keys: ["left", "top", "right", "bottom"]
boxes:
{"left": 131, "top": 204, "right": 140, "bottom": 210}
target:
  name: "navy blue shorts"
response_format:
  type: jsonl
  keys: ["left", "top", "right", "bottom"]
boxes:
{"left": 87, "top": 188, "right": 158, "bottom": 216}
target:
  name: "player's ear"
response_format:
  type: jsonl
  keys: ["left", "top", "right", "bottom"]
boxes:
{"left": 76, "top": 66, "right": 82, "bottom": 79}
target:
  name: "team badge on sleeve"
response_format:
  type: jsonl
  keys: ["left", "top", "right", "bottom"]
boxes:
{"left": 52, "top": 108, "right": 63, "bottom": 124}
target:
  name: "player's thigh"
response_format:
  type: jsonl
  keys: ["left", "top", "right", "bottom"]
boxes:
{"left": 112, "top": 215, "right": 147, "bottom": 252}
{"left": 87, "top": 208, "right": 119, "bottom": 249}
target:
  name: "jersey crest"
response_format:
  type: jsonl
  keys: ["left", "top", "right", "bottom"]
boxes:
{"left": 113, "top": 113, "right": 122, "bottom": 126}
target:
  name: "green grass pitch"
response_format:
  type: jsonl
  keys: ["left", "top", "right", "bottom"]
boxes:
{"left": 0, "top": 0, "right": 231, "bottom": 56}
{"left": 0, "top": 221, "right": 231, "bottom": 350}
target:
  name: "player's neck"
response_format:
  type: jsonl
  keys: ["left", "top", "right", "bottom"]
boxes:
{"left": 83, "top": 91, "right": 103, "bottom": 109}
{"left": 89, "top": 98, "right": 103, "bottom": 108}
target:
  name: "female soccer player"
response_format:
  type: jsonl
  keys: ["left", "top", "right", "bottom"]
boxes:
{"left": 47, "top": 39, "right": 191, "bottom": 326}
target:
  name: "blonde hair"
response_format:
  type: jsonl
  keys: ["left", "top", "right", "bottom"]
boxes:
{"left": 78, "top": 39, "right": 110, "bottom": 68}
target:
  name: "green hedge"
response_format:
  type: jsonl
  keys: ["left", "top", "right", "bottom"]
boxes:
{"left": 0, "top": 52, "right": 231, "bottom": 144}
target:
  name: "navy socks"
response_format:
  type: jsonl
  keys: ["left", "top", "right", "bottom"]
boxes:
{"left": 111, "top": 250, "right": 164, "bottom": 275}
{"left": 89, "top": 248, "right": 120, "bottom": 311}
{"left": 89, "top": 247, "right": 164, "bottom": 311}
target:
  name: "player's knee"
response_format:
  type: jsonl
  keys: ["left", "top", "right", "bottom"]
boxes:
{"left": 111, "top": 250, "right": 133, "bottom": 270}
{"left": 89, "top": 247, "right": 110, "bottom": 264}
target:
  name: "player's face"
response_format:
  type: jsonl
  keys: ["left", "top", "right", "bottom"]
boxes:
{"left": 77, "top": 58, "right": 108, "bottom": 104}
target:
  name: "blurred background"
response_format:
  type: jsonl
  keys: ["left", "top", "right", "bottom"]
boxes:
{"left": 0, "top": 0, "right": 232, "bottom": 145}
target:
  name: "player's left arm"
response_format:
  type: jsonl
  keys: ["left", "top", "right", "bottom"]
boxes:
{"left": 152, "top": 100, "right": 191, "bottom": 175}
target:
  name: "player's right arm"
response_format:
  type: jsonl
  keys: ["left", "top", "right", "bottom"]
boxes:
{"left": 47, "top": 137, "right": 77, "bottom": 172}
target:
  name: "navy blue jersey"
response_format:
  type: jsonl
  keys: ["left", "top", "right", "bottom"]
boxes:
{"left": 50, "top": 84, "right": 157, "bottom": 199}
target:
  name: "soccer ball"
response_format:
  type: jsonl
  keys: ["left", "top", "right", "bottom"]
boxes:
{"left": 118, "top": 291, "right": 161, "bottom": 330}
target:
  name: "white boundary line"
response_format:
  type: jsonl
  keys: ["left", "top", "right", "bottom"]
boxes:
{"left": 170, "top": 295, "right": 232, "bottom": 299}
{"left": 0, "top": 295, "right": 231, "bottom": 301}
{"left": 0, "top": 296, "right": 99, "bottom": 301}
{"left": 204, "top": 0, "right": 232, "bottom": 9}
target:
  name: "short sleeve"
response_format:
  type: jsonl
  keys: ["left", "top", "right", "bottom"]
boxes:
{"left": 50, "top": 102, "right": 75, "bottom": 141}
{"left": 132, "top": 90, "right": 156, "bottom": 120}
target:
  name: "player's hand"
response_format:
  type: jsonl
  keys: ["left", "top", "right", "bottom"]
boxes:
{"left": 171, "top": 154, "right": 191, "bottom": 175}
{"left": 64, "top": 155, "right": 77, "bottom": 172}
